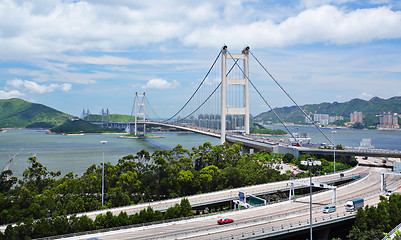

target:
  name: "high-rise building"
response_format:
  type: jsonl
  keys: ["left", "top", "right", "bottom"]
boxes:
{"left": 378, "top": 112, "right": 399, "bottom": 129}
{"left": 350, "top": 111, "right": 363, "bottom": 123}
{"left": 305, "top": 115, "right": 313, "bottom": 124}
{"left": 313, "top": 114, "right": 329, "bottom": 125}
{"left": 329, "top": 116, "right": 344, "bottom": 123}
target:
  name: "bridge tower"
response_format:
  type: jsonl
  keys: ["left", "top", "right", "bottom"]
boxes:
{"left": 221, "top": 46, "right": 250, "bottom": 144}
{"left": 101, "top": 108, "right": 109, "bottom": 127}
{"left": 134, "top": 92, "right": 146, "bottom": 136}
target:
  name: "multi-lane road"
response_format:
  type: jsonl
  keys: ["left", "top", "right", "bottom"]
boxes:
{"left": 65, "top": 157, "right": 401, "bottom": 239}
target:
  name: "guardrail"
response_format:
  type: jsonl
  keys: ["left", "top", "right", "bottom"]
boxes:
{"left": 151, "top": 188, "right": 382, "bottom": 240}
{"left": 382, "top": 222, "right": 401, "bottom": 240}
{"left": 43, "top": 180, "right": 382, "bottom": 240}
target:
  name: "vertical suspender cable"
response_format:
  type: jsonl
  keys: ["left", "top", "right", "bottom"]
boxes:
{"left": 249, "top": 51, "right": 334, "bottom": 146}
{"left": 226, "top": 50, "right": 301, "bottom": 146}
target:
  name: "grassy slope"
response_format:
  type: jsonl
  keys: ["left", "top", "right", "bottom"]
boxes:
{"left": 0, "top": 98, "right": 71, "bottom": 128}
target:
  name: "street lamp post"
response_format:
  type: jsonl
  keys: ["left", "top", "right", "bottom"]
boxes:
{"left": 332, "top": 131, "right": 337, "bottom": 173}
{"left": 100, "top": 140, "right": 107, "bottom": 206}
{"left": 301, "top": 158, "right": 321, "bottom": 240}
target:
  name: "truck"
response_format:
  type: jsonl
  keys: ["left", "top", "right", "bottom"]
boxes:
{"left": 345, "top": 198, "right": 364, "bottom": 211}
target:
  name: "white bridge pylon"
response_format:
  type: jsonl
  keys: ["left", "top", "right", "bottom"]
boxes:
{"left": 134, "top": 92, "right": 146, "bottom": 136}
{"left": 221, "top": 46, "right": 250, "bottom": 144}
{"left": 289, "top": 180, "right": 337, "bottom": 204}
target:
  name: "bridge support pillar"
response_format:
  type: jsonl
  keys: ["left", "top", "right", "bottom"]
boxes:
{"left": 242, "top": 146, "right": 250, "bottom": 154}
{"left": 315, "top": 227, "right": 330, "bottom": 240}
{"left": 289, "top": 182, "right": 295, "bottom": 200}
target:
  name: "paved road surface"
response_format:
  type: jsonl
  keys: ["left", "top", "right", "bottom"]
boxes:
{"left": 66, "top": 157, "right": 401, "bottom": 239}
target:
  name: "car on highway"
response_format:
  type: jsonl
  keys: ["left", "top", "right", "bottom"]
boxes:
{"left": 386, "top": 190, "right": 394, "bottom": 196}
{"left": 323, "top": 205, "right": 336, "bottom": 213}
{"left": 217, "top": 218, "right": 234, "bottom": 225}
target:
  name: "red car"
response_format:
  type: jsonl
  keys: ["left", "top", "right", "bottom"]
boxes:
{"left": 217, "top": 218, "right": 234, "bottom": 225}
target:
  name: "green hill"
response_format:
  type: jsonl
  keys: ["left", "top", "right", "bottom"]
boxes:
{"left": 0, "top": 98, "right": 72, "bottom": 128}
{"left": 254, "top": 96, "right": 401, "bottom": 126}
{"left": 84, "top": 114, "right": 134, "bottom": 122}
{"left": 50, "top": 119, "right": 125, "bottom": 134}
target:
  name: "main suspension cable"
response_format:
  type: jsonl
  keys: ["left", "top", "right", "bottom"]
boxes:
{"left": 165, "top": 49, "right": 223, "bottom": 122}
{"left": 145, "top": 96, "right": 163, "bottom": 120}
{"left": 226, "top": 50, "right": 301, "bottom": 146}
{"left": 249, "top": 50, "right": 334, "bottom": 146}
{"left": 175, "top": 59, "right": 240, "bottom": 123}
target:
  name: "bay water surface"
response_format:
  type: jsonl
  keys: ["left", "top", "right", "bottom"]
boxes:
{"left": 1, "top": 126, "right": 400, "bottom": 179}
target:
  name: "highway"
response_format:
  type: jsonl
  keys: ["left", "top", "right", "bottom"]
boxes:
{"left": 76, "top": 158, "right": 364, "bottom": 219}
{"left": 66, "top": 157, "right": 401, "bottom": 239}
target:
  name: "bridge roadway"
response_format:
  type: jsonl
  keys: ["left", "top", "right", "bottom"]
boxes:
{"left": 137, "top": 120, "right": 401, "bottom": 159}
{"left": 75, "top": 160, "right": 364, "bottom": 219}
{"left": 67, "top": 158, "right": 401, "bottom": 239}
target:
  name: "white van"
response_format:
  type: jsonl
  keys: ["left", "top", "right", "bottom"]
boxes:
{"left": 323, "top": 205, "right": 336, "bottom": 213}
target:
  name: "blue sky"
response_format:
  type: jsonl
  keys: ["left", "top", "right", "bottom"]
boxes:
{"left": 1, "top": 0, "right": 401, "bottom": 118}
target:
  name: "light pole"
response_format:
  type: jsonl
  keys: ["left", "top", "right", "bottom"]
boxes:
{"left": 101, "top": 140, "right": 107, "bottom": 206}
{"left": 332, "top": 131, "right": 337, "bottom": 173}
{"left": 301, "top": 158, "right": 321, "bottom": 240}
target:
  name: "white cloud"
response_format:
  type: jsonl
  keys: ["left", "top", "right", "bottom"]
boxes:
{"left": 1, "top": 0, "right": 401, "bottom": 59}
{"left": 184, "top": 5, "right": 401, "bottom": 47}
{"left": 6, "top": 78, "right": 72, "bottom": 94}
{"left": 358, "top": 92, "right": 374, "bottom": 100}
{"left": 142, "top": 78, "right": 180, "bottom": 89}
{"left": 51, "top": 55, "right": 201, "bottom": 66}
{"left": 0, "top": 90, "right": 24, "bottom": 99}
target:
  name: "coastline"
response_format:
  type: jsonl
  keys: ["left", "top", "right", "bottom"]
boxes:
{"left": 118, "top": 135, "right": 165, "bottom": 139}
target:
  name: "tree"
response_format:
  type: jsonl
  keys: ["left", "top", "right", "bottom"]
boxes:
{"left": 351, "top": 122, "right": 364, "bottom": 129}
{"left": 282, "top": 153, "right": 295, "bottom": 164}
{"left": 0, "top": 170, "right": 17, "bottom": 193}
{"left": 180, "top": 198, "right": 193, "bottom": 217}
{"left": 349, "top": 194, "right": 401, "bottom": 240}
{"left": 176, "top": 170, "right": 194, "bottom": 196}
{"left": 199, "top": 165, "right": 220, "bottom": 192}
{"left": 164, "top": 203, "right": 181, "bottom": 220}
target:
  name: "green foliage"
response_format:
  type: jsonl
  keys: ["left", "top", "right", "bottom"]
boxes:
{"left": 332, "top": 119, "right": 346, "bottom": 126}
{"left": 50, "top": 119, "right": 124, "bottom": 134}
{"left": 349, "top": 193, "right": 401, "bottom": 240}
{"left": 250, "top": 128, "right": 287, "bottom": 135}
{"left": 254, "top": 96, "right": 401, "bottom": 126}
{"left": 282, "top": 153, "right": 295, "bottom": 163}
{"left": 85, "top": 113, "right": 134, "bottom": 123}
{"left": 351, "top": 122, "right": 364, "bottom": 129}
{"left": 0, "top": 170, "right": 17, "bottom": 193}
{"left": 26, "top": 122, "right": 55, "bottom": 128}
{"left": 0, "top": 98, "right": 72, "bottom": 128}
{"left": 0, "top": 142, "right": 355, "bottom": 239}
{"left": 383, "top": 229, "right": 401, "bottom": 240}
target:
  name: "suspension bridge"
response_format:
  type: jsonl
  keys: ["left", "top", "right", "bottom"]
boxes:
{"left": 59, "top": 46, "right": 401, "bottom": 239}
{"left": 83, "top": 46, "right": 401, "bottom": 159}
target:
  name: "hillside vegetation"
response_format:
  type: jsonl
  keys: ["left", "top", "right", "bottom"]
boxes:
{"left": 84, "top": 114, "right": 135, "bottom": 123}
{"left": 254, "top": 96, "right": 401, "bottom": 125}
{"left": 0, "top": 98, "right": 71, "bottom": 128}
{"left": 50, "top": 119, "right": 125, "bottom": 134}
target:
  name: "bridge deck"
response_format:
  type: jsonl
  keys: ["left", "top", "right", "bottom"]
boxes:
{"left": 58, "top": 158, "right": 401, "bottom": 239}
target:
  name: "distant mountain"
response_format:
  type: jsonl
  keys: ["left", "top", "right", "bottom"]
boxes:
{"left": 0, "top": 98, "right": 72, "bottom": 128}
{"left": 254, "top": 96, "right": 401, "bottom": 125}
